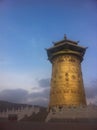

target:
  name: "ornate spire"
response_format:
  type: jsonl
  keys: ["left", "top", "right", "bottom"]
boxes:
{"left": 64, "top": 34, "right": 67, "bottom": 40}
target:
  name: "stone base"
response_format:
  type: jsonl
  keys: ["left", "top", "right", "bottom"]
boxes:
{"left": 45, "top": 105, "right": 97, "bottom": 122}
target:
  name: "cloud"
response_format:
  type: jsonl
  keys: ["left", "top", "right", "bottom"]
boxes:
{"left": 0, "top": 89, "right": 29, "bottom": 103}
{"left": 0, "top": 70, "right": 37, "bottom": 92}
{"left": 29, "top": 78, "right": 50, "bottom": 106}
{"left": 0, "top": 77, "right": 97, "bottom": 106}
{"left": 30, "top": 88, "right": 49, "bottom": 99}
{"left": 0, "top": 78, "right": 50, "bottom": 106}
{"left": 0, "top": 87, "right": 50, "bottom": 106}
{"left": 38, "top": 78, "right": 50, "bottom": 88}
{"left": 28, "top": 88, "right": 50, "bottom": 106}
{"left": 85, "top": 86, "right": 97, "bottom": 99}
{"left": 85, "top": 80, "right": 97, "bottom": 105}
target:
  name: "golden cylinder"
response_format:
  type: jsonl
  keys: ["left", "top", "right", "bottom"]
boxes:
{"left": 49, "top": 53, "right": 86, "bottom": 108}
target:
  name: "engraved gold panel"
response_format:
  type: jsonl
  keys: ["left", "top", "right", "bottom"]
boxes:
{"left": 49, "top": 53, "right": 86, "bottom": 108}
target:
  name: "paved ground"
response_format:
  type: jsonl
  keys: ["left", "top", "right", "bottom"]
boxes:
{"left": 0, "top": 121, "right": 97, "bottom": 130}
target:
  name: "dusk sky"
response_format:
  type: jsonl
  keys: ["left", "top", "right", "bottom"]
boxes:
{"left": 0, "top": 0, "right": 97, "bottom": 106}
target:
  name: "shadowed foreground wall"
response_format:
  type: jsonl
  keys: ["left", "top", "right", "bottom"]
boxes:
{"left": 0, "top": 121, "right": 97, "bottom": 130}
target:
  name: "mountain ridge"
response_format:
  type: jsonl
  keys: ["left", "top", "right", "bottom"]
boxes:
{"left": 0, "top": 100, "right": 46, "bottom": 111}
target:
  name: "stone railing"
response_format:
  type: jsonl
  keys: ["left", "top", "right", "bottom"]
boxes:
{"left": 0, "top": 106, "right": 40, "bottom": 121}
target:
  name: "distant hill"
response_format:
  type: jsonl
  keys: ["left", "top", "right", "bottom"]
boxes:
{"left": 0, "top": 100, "right": 46, "bottom": 111}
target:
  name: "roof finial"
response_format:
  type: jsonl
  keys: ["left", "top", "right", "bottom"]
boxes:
{"left": 64, "top": 34, "right": 67, "bottom": 40}
{"left": 52, "top": 41, "right": 55, "bottom": 45}
{"left": 77, "top": 41, "right": 80, "bottom": 43}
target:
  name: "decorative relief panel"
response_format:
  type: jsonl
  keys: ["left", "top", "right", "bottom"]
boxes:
{"left": 50, "top": 53, "right": 86, "bottom": 107}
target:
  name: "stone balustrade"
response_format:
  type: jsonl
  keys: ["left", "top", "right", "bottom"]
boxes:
{"left": 0, "top": 106, "right": 40, "bottom": 121}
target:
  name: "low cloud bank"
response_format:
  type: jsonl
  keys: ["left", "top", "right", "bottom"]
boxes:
{"left": 0, "top": 78, "right": 97, "bottom": 106}
{"left": 0, "top": 78, "right": 50, "bottom": 106}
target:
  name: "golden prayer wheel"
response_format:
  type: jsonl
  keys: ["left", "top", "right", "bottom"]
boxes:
{"left": 46, "top": 36, "right": 87, "bottom": 109}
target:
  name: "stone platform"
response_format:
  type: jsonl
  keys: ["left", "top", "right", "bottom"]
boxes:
{"left": 0, "top": 121, "right": 97, "bottom": 130}
{"left": 46, "top": 105, "right": 97, "bottom": 122}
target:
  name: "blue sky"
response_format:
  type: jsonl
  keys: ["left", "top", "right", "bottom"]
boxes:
{"left": 0, "top": 0, "right": 97, "bottom": 106}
